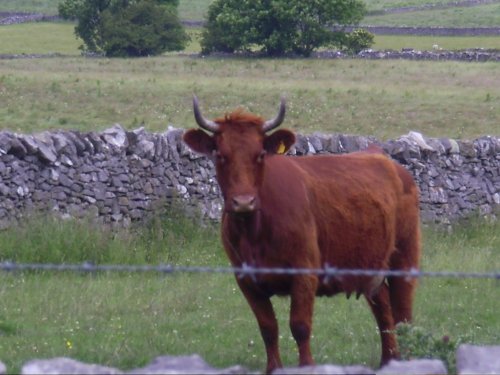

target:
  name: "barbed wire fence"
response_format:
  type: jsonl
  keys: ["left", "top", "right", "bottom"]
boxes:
{"left": 1, "top": 261, "right": 499, "bottom": 283}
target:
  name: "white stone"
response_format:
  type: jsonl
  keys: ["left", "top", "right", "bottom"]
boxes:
{"left": 456, "top": 344, "right": 500, "bottom": 374}
{"left": 377, "top": 359, "right": 447, "bottom": 374}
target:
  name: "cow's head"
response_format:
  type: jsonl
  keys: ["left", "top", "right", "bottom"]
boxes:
{"left": 183, "top": 96, "right": 296, "bottom": 214}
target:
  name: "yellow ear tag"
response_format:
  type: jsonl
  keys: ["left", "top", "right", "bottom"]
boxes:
{"left": 277, "top": 141, "right": 286, "bottom": 154}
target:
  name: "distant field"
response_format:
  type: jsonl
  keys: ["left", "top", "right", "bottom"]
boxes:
{"left": 0, "top": 56, "right": 498, "bottom": 140}
{"left": 364, "top": 3, "right": 500, "bottom": 27}
{"left": 178, "top": 0, "right": 212, "bottom": 20}
{"left": 364, "top": 0, "right": 494, "bottom": 11}
{"left": 0, "top": 0, "right": 213, "bottom": 17}
{"left": 0, "top": 2, "right": 498, "bottom": 142}
{"left": 0, "top": 0, "right": 60, "bottom": 14}
{"left": 0, "top": 22, "right": 206, "bottom": 55}
{"left": 2, "top": 0, "right": 500, "bottom": 29}
{"left": 0, "top": 0, "right": 477, "bottom": 15}
{"left": 0, "top": 22, "right": 80, "bottom": 55}
{"left": 1, "top": 22, "right": 499, "bottom": 56}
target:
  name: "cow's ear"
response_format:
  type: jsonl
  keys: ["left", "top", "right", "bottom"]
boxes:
{"left": 264, "top": 129, "right": 296, "bottom": 154}
{"left": 183, "top": 129, "right": 216, "bottom": 155}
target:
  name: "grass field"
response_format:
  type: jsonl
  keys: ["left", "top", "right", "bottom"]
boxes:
{"left": 1, "top": 55, "right": 499, "bottom": 140}
{"left": 0, "top": 0, "right": 480, "bottom": 14}
{"left": 0, "top": 22, "right": 80, "bottom": 55}
{"left": 2, "top": 0, "right": 500, "bottom": 28}
{"left": 364, "top": 2, "right": 500, "bottom": 27}
{"left": 0, "top": 214, "right": 499, "bottom": 373}
{"left": 2, "top": 22, "right": 500, "bottom": 57}
{"left": 364, "top": 0, "right": 476, "bottom": 12}
{"left": 0, "top": 0, "right": 60, "bottom": 14}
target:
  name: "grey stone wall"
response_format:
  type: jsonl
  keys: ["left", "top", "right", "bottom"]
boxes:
{"left": 0, "top": 125, "right": 498, "bottom": 227}
{"left": 314, "top": 48, "right": 500, "bottom": 62}
{"left": 1, "top": 344, "right": 500, "bottom": 374}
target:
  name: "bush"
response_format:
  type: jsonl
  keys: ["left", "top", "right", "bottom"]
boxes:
{"left": 98, "top": 1, "right": 189, "bottom": 57}
{"left": 396, "top": 323, "right": 464, "bottom": 373}
{"left": 343, "top": 28, "right": 374, "bottom": 54}
{"left": 201, "top": 0, "right": 367, "bottom": 57}
{"left": 58, "top": 0, "right": 188, "bottom": 57}
{"left": 200, "top": 0, "right": 254, "bottom": 54}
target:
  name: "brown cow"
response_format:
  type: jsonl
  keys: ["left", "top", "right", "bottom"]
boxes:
{"left": 183, "top": 96, "right": 421, "bottom": 374}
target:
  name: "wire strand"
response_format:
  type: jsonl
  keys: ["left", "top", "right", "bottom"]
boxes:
{"left": 1, "top": 261, "right": 499, "bottom": 281}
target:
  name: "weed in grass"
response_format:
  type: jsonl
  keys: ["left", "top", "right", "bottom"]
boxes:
{"left": 0, "top": 319, "right": 18, "bottom": 336}
{"left": 397, "top": 323, "right": 461, "bottom": 373}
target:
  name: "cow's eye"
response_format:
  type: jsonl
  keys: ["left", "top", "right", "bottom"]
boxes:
{"left": 256, "top": 150, "right": 266, "bottom": 163}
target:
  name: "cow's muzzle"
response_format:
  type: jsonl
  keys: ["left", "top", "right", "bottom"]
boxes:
{"left": 231, "top": 194, "right": 257, "bottom": 213}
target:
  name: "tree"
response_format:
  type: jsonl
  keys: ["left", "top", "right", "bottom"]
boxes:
{"left": 58, "top": 0, "right": 188, "bottom": 57}
{"left": 98, "top": 1, "right": 189, "bottom": 57}
{"left": 201, "top": 0, "right": 368, "bottom": 57}
{"left": 343, "top": 28, "right": 375, "bottom": 54}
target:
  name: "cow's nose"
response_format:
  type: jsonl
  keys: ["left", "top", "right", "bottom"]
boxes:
{"left": 232, "top": 195, "right": 256, "bottom": 213}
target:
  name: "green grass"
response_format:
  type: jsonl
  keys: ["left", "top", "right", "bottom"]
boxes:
{"left": 0, "top": 213, "right": 499, "bottom": 373}
{"left": 0, "top": 0, "right": 214, "bottom": 19}
{"left": 0, "top": 56, "right": 499, "bottom": 140}
{"left": 0, "top": 0, "right": 472, "bottom": 15}
{"left": 0, "top": 22, "right": 81, "bottom": 55}
{"left": 3, "top": 22, "right": 499, "bottom": 57}
{"left": 0, "top": 0, "right": 60, "bottom": 14}
{"left": 0, "top": 22, "right": 205, "bottom": 55}
{"left": 0, "top": 0, "right": 212, "bottom": 18}
{"left": 0, "top": 0, "right": 212, "bottom": 19}
{"left": 2, "top": 0, "right": 500, "bottom": 27}
{"left": 364, "top": 0, "right": 470, "bottom": 12}
{"left": 178, "top": 0, "right": 212, "bottom": 20}
{"left": 1, "top": 0, "right": 493, "bottom": 22}
{"left": 364, "top": 3, "right": 500, "bottom": 27}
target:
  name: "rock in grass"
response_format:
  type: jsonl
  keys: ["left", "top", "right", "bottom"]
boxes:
{"left": 377, "top": 359, "right": 448, "bottom": 374}
{"left": 273, "top": 364, "right": 373, "bottom": 374}
{"left": 20, "top": 355, "right": 247, "bottom": 375}
{"left": 0, "top": 360, "right": 6, "bottom": 375}
{"left": 21, "top": 357, "right": 122, "bottom": 374}
{"left": 456, "top": 344, "right": 500, "bottom": 374}
{"left": 127, "top": 354, "right": 247, "bottom": 374}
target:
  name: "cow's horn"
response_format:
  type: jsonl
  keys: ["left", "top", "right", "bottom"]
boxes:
{"left": 262, "top": 97, "right": 286, "bottom": 133}
{"left": 193, "top": 95, "right": 220, "bottom": 133}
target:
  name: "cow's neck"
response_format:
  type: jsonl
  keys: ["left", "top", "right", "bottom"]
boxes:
{"left": 224, "top": 209, "right": 266, "bottom": 266}
{"left": 226, "top": 210, "right": 263, "bottom": 243}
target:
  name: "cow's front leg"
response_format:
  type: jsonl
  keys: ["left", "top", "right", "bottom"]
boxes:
{"left": 290, "top": 275, "right": 318, "bottom": 367}
{"left": 237, "top": 279, "right": 282, "bottom": 374}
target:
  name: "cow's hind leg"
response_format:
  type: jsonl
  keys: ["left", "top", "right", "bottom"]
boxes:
{"left": 237, "top": 280, "right": 282, "bottom": 374}
{"left": 389, "top": 229, "right": 420, "bottom": 324}
{"left": 289, "top": 275, "right": 318, "bottom": 367}
{"left": 366, "top": 283, "right": 399, "bottom": 367}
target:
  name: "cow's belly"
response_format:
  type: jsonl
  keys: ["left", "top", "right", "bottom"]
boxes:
{"left": 237, "top": 274, "right": 294, "bottom": 296}
{"left": 316, "top": 274, "right": 385, "bottom": 298}
{"left": 238, "top": 272, "right": 385, "bottom": 299}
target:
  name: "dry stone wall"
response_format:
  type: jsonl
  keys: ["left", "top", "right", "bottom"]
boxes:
{"left": 2, "top": 344, "right": 500, "bottom": 374}
{"left": 0, "top": 125, "right": 498, "bottom": 227}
